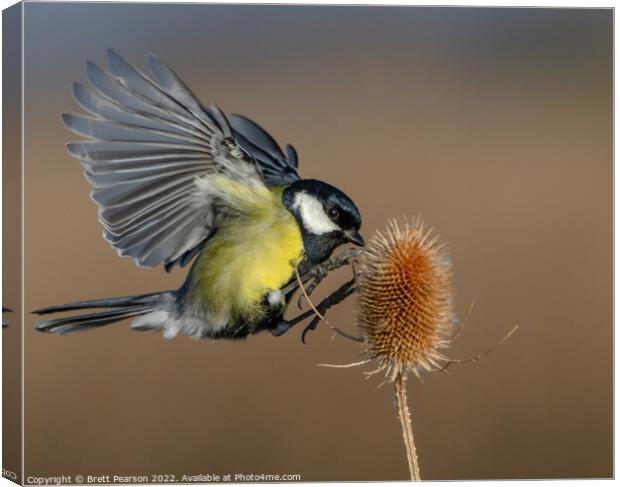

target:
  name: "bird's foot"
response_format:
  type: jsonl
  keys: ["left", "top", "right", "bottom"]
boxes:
{"left": 301, "top": 317, "right": 322, "bottom": 344}
{"left": 297, "top": 265, "right": 329, "bottom": 309}
{"left": 273, "top": 272, "right": 359, "bottom": 342}
{"left": 269, "top": 315, "right": 320, "bottom": 342}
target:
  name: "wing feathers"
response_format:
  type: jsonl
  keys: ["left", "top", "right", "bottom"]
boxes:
{"left": 146, "top": 53, "right": 216, "bottom": 130}
{"left": 136, "top": 213, "right": 203, "bottom": 265}
{"left": 229, "top": 114, "right": 300, "bottom": 185}
{"left": 229, "top": 114, "right": 284, "bottom": 160}
{"left": 106, "top": 50, "right": 194, "bottom": 122}
{"left": 85, "top": 163, "right": 203, "bottom": 189}
{"left": 286, "top": 144, "right": 299, "bottom": 168}
{"left": 109, "top": 206, "right": 194, "bottom": 250}
{"left": 86, "top": 61, "right": 209, "bottom": 135}
{"left": 62, "top": 113, "right": 209, "bottom": 148}
{"left": 85, "top": 158, "right": 206, "bottom": 176}
{"left": 104, "top": 196, "right": 189, "bottom": 239}
{"left": 72, "top": 82, "right": 209, "bottom": 141}
{"left": 99, "top": 183, "right": 188, "bottom": 226}
{"left": 64, "top": 51, "right": 300, "bottom": 269}
{"left": 91, "top": 172, "right": 197, "bottom": 207}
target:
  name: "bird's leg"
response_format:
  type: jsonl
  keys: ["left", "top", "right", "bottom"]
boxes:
{"left": 297, "top": 265, "right": 328, "bottom": 309}
{"left": 269, "top": 308, "right": 316, "bottom": 337}
{"left": 294, "top": 248, "right": 364, "bottom": 308}
{"left": 271, "top": 248, "right": 362, "bottom": 339}
{"left": 279, "top": 247, "right": 361, "bottom": 298}
{"left": 300, "top": 278, "right": 357, "bottom": 343}
{"left": 270, "top": 278, "right": 357, "bottom": 343}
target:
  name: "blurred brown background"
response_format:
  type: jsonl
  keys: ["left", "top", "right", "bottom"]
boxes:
{"left": 18, "top": 4, "right": 611, "bottom": 481}
{"left": 3, "top": 4, "right": 23, "bottom": 481}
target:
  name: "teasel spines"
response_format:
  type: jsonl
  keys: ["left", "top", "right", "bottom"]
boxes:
{"left": 355, "top": 217, "right": 456, "bottom": 382}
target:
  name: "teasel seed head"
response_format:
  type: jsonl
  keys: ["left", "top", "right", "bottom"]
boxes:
{"left": 355, "top": 217, "right": 456, "bottom": 382}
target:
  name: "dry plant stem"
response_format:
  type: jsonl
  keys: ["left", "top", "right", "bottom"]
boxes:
{"left": 395, "top": 372, "right": 421, "bottom": 481}
{"left": 439, "top": 324, "right": 520, "bottom": 372}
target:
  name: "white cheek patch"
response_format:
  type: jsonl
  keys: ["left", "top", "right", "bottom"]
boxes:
{"left": 293, "top": 192, "right": 340, "bottom": 235}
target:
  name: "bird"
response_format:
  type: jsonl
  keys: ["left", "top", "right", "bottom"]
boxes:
{"left": 34, "top": 50, "right": 364, "bottom": 341}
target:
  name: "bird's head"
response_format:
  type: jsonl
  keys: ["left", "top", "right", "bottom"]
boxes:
{"left": 283, "top": 179, "right": 364, "bottom": 264}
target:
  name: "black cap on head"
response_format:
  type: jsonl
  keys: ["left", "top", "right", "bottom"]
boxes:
{"left": 283, "top": 179, "right": 364, "bottom": 252}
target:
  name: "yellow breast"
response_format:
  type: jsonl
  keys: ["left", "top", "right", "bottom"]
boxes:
{"left": 191, "top": 183, "right": 303, "bottom": 323}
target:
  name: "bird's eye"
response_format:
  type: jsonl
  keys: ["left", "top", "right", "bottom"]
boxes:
{"left": 327, "top": 207, "right": 339, "bottom": 221}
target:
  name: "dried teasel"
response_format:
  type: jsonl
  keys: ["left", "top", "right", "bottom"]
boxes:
{"left": 355, "top": 217, "right": 456, "bottom": 481}
{"left": 355, "top": 216, "right": 456, "bottom": 382}
{"left": 309, "top": 217, "right": 515, "bottom": 480}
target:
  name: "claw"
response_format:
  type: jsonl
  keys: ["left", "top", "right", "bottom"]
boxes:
{"left": 301, "top": 321, "right": 315, "bottom": 344}
{"left": 301, "top": 315, "right": 322, "bottom": 344}
{"left": 297, "top": 293, "right": 306, "bottom": 310}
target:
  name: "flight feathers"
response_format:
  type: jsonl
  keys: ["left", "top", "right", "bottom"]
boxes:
{"left": 63, "top": 50, "right": 300, "bottom": 271}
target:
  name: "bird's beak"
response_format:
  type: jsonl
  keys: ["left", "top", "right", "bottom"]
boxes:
{"left": 344, "top": 229, "right": 366, "bottom": 247}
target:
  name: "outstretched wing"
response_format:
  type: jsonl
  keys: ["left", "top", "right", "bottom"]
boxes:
{"left": 63, "top": 50, "right": 298, "bottom": 270}
{"left": 230, "top": 114, "right": 300, "bottom": 186}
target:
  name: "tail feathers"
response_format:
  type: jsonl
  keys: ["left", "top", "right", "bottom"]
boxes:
{"left": 33, "top": 292, "right": 163, "bottom": 315}
{"left": 36, "top": 305, "right": 156, "bottom": 335}
{"left": 2, "top": 307, "right": 12, "bottom": 329}
{"left": 34, "top": 291, "right": 171, "bottom": 335}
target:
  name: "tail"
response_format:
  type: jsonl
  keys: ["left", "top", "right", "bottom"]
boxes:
{"left": 34, "top": 292, "right": 169, "bottom": 335}
{"left": 2, "top": 307, "right": 12, "bottom": 328}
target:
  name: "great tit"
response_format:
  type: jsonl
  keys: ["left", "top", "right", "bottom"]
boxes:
{"left": 35, "top": 50, "right": 364, "bottom": 340}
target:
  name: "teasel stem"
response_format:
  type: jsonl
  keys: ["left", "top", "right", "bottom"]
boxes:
{"left": 395, "top": 372, "right": 421, "bottom": 481}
